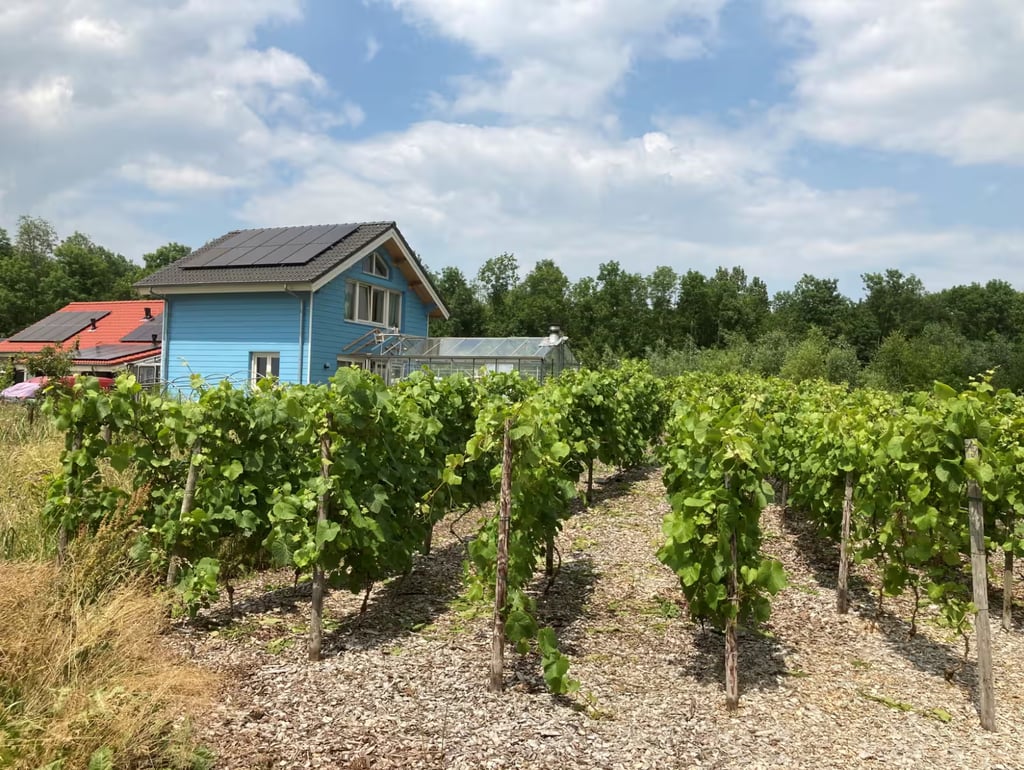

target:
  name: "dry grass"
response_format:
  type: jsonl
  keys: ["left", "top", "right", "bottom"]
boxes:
{"left": 0, "top": 403, "right": 61, "bottom": 559}
{"left": 0, "top": 401, "right": 54, "bottom": 445}
{"left": 0, "top": 489, "right": 217, "bottom": 769}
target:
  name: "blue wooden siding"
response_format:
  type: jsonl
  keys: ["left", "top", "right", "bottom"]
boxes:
{"left": 164, "top": 293, "right": 304, "bottom": 390}
{"left": 308, "top": 248, "right": 431, "bottom": 382}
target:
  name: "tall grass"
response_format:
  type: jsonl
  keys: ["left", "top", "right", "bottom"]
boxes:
{"left": 0, "top": 405, "right": 216, "bottom": 769}
{"left": 0, "top": 402, "right": 61, "bottom": 560}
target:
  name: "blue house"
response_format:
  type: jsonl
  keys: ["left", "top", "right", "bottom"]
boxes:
{"left": 135, "top": 222, "right": 449, "bottom": 389}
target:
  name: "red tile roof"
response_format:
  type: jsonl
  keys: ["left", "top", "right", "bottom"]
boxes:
{"left": 0, "top": 300, "right": 164, "bottom": 366}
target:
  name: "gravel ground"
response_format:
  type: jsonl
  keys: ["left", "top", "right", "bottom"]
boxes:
{"left": 168, "top": 467, "right": 1024, "bottom": 769}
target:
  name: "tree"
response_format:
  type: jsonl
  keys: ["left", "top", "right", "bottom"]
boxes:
{"left": 15, "top": 215, "right": 58, "bottom": 269}
{"left": 706, "top": 267, "right": 770, "bottom": 345}
{"left": 41, "top": 232, "right": 138, "bottom": 308}
{"left": 772, "top": 275, "right": 851, "bottom": 338}
{"left": 932, "top": 280, "right": 1022, "bottom": 341}
{"left": 780, "top": 327, "right": 860, "bottom": 386}
{"left": 505, "top": 259, "right": 570, "bottom": 336}
{"left": 677, "top": 270, "right": 715, "bottom": 347}
{"left": 0, "top": 218, "right": 59, "bottom": 336}
{"left": 586, "top": 261, "right": 649, "bottom": 359}
{"left": 141, "top": 242, "right": 191, "bottom": 274}
{"left": 860, "top": 269, "right": 926, "bottom": 341}
{"left": 429, "top": 266, "right": 486, "bottom": 337}
{"left": 477, "top": 253, "right": 520, "bottom": 336}
{"left": 647, "top": 266, "right": 680, "bottom": 345}
{"left": 22, "top": 344, "right": 74, "bottom": 379}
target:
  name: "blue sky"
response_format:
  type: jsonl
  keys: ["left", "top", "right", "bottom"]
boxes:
{"left": 1, "top": 0, "right": 1022, "bottom": 299}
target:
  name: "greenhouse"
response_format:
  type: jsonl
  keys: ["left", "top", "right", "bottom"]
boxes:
{"left": 339, "top": 327, "right": 578, "bottom": 384}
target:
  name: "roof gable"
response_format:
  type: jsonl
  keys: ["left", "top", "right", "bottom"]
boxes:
{"left": 135, "top": 221, "right": 449, "bottom": 320}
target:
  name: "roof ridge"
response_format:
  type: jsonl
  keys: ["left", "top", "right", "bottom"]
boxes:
{"left": 210, "top": 221, "right": 394, "bottom": 233}
{"left": 65, "top": 300, "right": 163, "bottom": 306}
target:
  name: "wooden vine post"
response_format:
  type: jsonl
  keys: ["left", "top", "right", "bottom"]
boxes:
{"left": 965, "top": 439, "right": 995, "bottom": 731}
{"left": 309, "top": 413, "right": 334, "bottom": 662}
{"left": 724, "top": 474, "right": 739, "bottom": 710}
{"left": 545, "top": 534, "right": 555, "bottom": 578}
{"left": 166, "top": 439, "right": 201, "bottom": 588}
{"left": 837, "top": 471, "right": 854, "bottom": 614}
{"left": 489, "top": 417, "right": 513, "bottom": 692}
{"left": 1003, "top": 510, "right": 1014, "bottom": 632}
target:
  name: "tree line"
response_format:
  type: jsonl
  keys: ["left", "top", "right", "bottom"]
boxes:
{"left": 3, "top": 215, "right": 1023, "bottom": 393}
{"left": 430, "top": 254, "right": 1024, "bottom": 392}
{"left": 0, "top": 216, "right": 189, "bottom": 338}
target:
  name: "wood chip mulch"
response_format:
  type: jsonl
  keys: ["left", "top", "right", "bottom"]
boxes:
{"left": 167, "top": 467, "right": 1024, "bottom": 769}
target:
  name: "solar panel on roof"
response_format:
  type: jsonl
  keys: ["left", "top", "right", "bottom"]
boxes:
{"left": 182, "top": 246, "right": 231, "bottom": 268}
{"left": 74, "top": 343, "right": 157, "bottom": 361}
{"left": 250, "top": 242, "right": 306, "bottom": 265}
{"left": 182, "top": 223, "right": 360, "bottom": 270}
{"left": 315, "top": 224, "right": 356, "bottom": 244}
{"left": 9, "top": 310, "right": 111, "bottom": 343}
{"left": 120, "top": 316, "right": 163, "bottom": 343}
{"left": 221, "top": 245, "right": 278, "bottom": 266}
{"left": 218, "top": 230, "right": 265, "bottom": 249}
{"left": 239, "top": 229, "right": 280, "bottom": 249}
{"left": 278, "top": 242, "right": 326, "bottom": 265}
{"left": 264, "top": 226, "right": 311, "bottom": 246}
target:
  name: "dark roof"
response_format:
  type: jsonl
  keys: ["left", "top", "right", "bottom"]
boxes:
{"left": 135, "top": 222, "right": 393, "bottom": 288}
{"left": 74, "top": 343, "right": 159, "bottom": 362}
{"left": 120, "top": 313, "right": 163, "bottom": 343}
{"left": 9, "top": 310, "right": 110, "bottom": 342}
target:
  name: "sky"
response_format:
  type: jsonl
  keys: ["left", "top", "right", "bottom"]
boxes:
{"left": 1, "top": 0, "right": 1022, "bottom": 299}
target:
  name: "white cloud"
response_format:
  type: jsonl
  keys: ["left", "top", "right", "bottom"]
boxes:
{"left": 65, "top": 16, "right": 130, "bottom": 51}
{"left": 365, "top": 34, "right": 380, "bottom": 62}
{"left": 216, "top": 47, "right": 325, "bottom": 90}
{"left": 120, "top": 158, "right": 242, "bottom": 193}
{"left": 7, "top": 75, "right": 75, "bottom": 128}
{"left": 0, "top": 0, "right": 1021, "bottom": 301}
{"left": 0, "top": 0, "right": 357, "bottom": 233}
{"left": 382, "top": 0, "right": 726, "bottom": 118}
{"left": 237, "top": 118, "right": 1024, "bottom": 296}
{"left": 770, "top": 0, "right": 1024, "bottom": 165}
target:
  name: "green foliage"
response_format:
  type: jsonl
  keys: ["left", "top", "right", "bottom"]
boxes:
{"left": 429, "top": 266, "right": 486, "bottom": 337}
{"left": 0, "top": 214, "right": 191, "bottom": 338}
{"left": 688, "top": 371, "right": 1022, "bottom": 644}
{"left": 40, "top": 362, "right": 1024, "bottom": 701}
{"left": 21, "top": 344, "right": 75, "bottom": 379}
{"left": 657, "top": 381, "right": 787, "bottom": 629}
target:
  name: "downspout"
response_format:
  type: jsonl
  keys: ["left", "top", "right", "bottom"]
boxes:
{"left": 307, "top": 288, "right": 314, "bottom": 383}
{"left": 283, "top": 285, "right": 304, "bottom": 384}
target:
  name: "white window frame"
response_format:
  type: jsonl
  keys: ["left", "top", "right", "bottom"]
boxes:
{"left": 363, "top": 252, "right": 389, "bottom": 279}
{"left": 250, "top": 352, "right": 280, "bottom": 383}
{"left": 345, "top": 280, "right": 402, "bottom": 328}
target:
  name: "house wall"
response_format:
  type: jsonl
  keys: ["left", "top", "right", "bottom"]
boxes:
{"left": 308, "top": 248, "right": 431, "bottom": 383}
{"left": 164, "top": 293, "right": 304, "bottom": 391}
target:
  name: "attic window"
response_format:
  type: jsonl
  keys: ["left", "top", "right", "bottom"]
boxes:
{"left": 363, "top": 252, "right": 389, "bottom": 279}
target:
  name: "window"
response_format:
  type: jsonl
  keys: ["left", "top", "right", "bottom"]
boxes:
{"left": 363, "top": 252, "right": 389, "bottom": 278}
{"left": 345, "top": 280, "right": 401, "bottom": 328}
{"left": 251, "top": 352, "right": 280, "bottom": 383}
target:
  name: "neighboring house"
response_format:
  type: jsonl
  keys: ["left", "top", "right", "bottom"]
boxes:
{"left": 0, "top": 300, "right": 164, "bottom": 384}
{"left": 134, "top": 222, "right": 449, "bottom": 389}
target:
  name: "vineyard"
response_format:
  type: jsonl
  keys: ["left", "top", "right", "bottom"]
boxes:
{"left": 11, "top": 366, "right": 1024, "bottom": 767}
